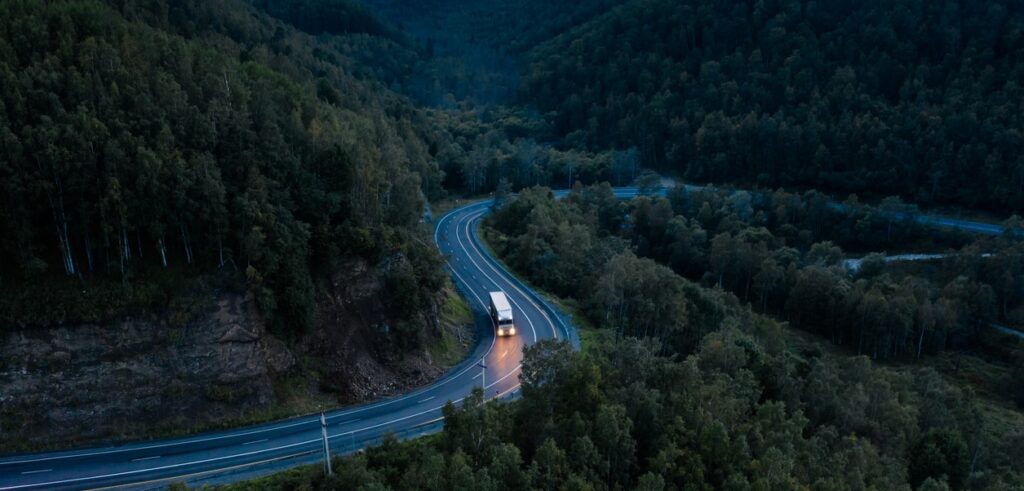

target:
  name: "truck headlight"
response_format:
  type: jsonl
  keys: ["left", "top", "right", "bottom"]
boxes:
{"left": 497, "top": 329, "right": 504, "bottom": 336}
{"left": 509, "top": 327, "right": 516, "bottom": 335}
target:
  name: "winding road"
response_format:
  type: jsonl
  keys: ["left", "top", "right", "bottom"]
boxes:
{"left": 0, "top": 198, "right": 574, "bottom": 490}
{"left": 0, "top": 187, "right": 1011, "bottom": 490}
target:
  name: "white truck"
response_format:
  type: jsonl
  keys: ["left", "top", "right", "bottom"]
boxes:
{"left": 489, "top": 291, "right": 516, "bottom": 336}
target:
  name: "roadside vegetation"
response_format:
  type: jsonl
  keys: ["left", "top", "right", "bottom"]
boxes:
{"left": 6, "top": 0, "right": 1024, "bottom": 488}
{"left": 217, "top": 327, "right": 1024, "bottom": 490}
{"left": 214, "top": 184, "right": 1023, "bottom": 490}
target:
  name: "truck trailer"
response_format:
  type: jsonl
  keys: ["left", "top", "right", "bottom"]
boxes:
{"left": 488, "top": 291, "right": 516, "bottom": 336}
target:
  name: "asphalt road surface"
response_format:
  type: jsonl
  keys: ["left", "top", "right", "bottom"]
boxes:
{"left": 0, "top": 198, "right": 573, "bottom": 491}
{"left": 0, "top": 186, "right": 1008, "bottom": 490}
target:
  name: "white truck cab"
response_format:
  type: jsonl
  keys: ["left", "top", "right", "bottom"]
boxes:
{"left": 488, "top": 291, "right": 516, "bottom": 336}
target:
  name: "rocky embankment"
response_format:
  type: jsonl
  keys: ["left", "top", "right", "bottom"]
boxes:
{"left": 0, "top": 258, "right": 471, "bottom": 453}
{"left": 0, "top": 293, "right": 295, "bottom": 451}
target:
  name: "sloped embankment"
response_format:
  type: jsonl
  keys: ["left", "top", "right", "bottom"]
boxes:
{"left": 0, "top": 259, "right": 473, "bottom": 452}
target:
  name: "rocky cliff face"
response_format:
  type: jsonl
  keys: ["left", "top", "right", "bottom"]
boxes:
{"left": 309, "top": 259, "right": 446, "bottom": 403}
{"left": 0, "top": 293, "right": 295, "bottom": 451}
{"left": 0, "top": 258, "right": 469, "bottom": 453}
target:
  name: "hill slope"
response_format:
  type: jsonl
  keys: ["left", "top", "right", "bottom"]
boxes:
{"left": 521, "top": 0, "right": 1024, "bottom": 212}
{"left": 0, "top": 0, "right": 445, "bottom": 338}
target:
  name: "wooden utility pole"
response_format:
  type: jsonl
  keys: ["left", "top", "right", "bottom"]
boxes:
{"left": 320, "top": 413, "right": 332, "bottom": 476}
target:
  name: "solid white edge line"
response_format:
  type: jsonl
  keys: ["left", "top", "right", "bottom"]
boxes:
{"left": 460, "top": 210, "right": 547, "bottom": 342}
{"left": 1, "top": 202, "right": 498, "bottom": 469}
{"left": 1, "top": 200, "right": 528, "bottom": 490}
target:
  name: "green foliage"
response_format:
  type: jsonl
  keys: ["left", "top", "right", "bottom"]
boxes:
{"left": 492, "top": 183, "right": 1023, "bottom": 361}
{"left": 0, "top": 0, "right": 445, "bottom": 343}
{"left": 223, "top": 333, "right": 1024, "bottom": 490}
{"left": 485, "top": 184, "right": 740, "bottom": 355}
{"left": 520, "top": 0, "right": 1024, "bottom": 213}
{"left": 252, "top": 0, "right": 394, "bottom": 38}
{"left": 909, "top": 430, "right": 970, "bottom": 490}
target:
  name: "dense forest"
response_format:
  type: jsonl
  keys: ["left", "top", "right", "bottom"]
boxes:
{"left": 485, "top": 184, "right": 1024, "bottom": 362}
{"left": 219, "top": 180, "right": 1024, "bottom": 489}
{"left": 225, "top": 280, "right": 1024, "bottom": 491}
{"left": 4, "top": 0, "right": 1024, "bottom": 489}
{"left": 518, "top": 0, "right": 1024, "bottom": 212}
{"left": 251, "top": 0, "right": 396, "bottom": 39}
{"left": 0, "top": 0, "right": 446, "bottom": 345}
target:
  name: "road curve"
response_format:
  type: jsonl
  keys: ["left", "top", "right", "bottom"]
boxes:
{"left": 0, "top": 186, "right": 1009, "bottom": 490}
{"left": 0, "top": 199, "right": 573, "bottom": 491}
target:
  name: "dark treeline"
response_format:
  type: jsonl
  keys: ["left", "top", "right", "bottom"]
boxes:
{"left": 223, "top": 329, "right": 1024, "bottom": 490}
{"left": 434, "top": 0, "right": 621, "bottom": 54}
{"left": 431, "top": 108, "right": 645, "bottom": 197}
{"left": 484, "top": 185, "right": 731, "bottom": 355}
{"left": 251, "top": 0, "right": 395, "bottom": 39}
{"left": 360, "top": 0, "right": 522, "bottom": 108}
{"left": 486, "top": 184, "right": 1024, "bottom": 362}
{"left": 519, "top": 0, "right": 1024, "bottom": 213}
{"left": 0, "top": 0, "right": 446, "bottom": 344}
{"left": 222, "top": 176, "right": 1024, "bottom": 488}
{"left": 650, "top": 185, "right": 1024, "bottom": 360}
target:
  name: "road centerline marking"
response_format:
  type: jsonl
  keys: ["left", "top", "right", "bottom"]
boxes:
{"left": 242, "top": 439, "right": 268, "bottom": 446}
{"left": 131, "top": 456, "right": 160, "bottom": 462}
{"left": 2, "top": 198, "right": 536, "bottom": 490}
{"left": 20, "top": 469, "right": 51, "bottom": 475}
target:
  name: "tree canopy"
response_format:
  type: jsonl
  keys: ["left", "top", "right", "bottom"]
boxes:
{"left": 0, "top": 0, "right": 445, "bottom": 342}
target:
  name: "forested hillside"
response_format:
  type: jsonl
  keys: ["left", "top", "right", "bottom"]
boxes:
{"left": 251, "top": 0, "right": 396, "bottom": 39}
{"left": 228, "top": 336, "right": 1024, "bottom": 490}
{"left": 521, "top": 0, "right": 1024, "bottom": 212}
{"left": 486, "top": 185, "right": 1024, "bottom": 361}
{"left": 4, "top": 0, "right": 1024, "bottom": 488}
{"left": 0, "top": 0, "right": 445, "bottom": 339}
{"left": 221, "top": 178, "right": 1024, "bottom": 489}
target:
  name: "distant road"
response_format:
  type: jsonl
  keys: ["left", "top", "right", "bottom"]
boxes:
{"left": 634, "top": 184, "right": 1009, "bottom": 236}
{"left": 0, "top": 186, "right": 1012, "bottom": 490}
{"left": 841, "top": 253, "right": 997, "bottom": 273}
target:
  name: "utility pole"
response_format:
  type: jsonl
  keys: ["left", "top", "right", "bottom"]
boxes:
{"left": 320, "top": 412, "right": 333, "bottom": 476}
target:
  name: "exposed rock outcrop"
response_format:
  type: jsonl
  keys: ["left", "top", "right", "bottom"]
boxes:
{"left": 306, "top": 258, "right": 448, "bottom": 404}
{"left": 0, "top": 293, "right": 294, "bottom": 450}
{"left": 0, "top": 259, "right": 469, "bottom": 453}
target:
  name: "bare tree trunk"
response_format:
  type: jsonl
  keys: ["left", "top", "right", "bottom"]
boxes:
{"left": 122, "top": 228, "right": 131, "bottom": 261}
{"left": 180, "top": 223, "right": 193, "bottom": 265}
{"left": 119, "top": 227, "right": 130, "bottom": 279}
{"left": 158, "top": 237, "right": 168, "bottom": 268}
{"left": 84, "top": 232, "right": 93, "bottom": 272}
{"left": 48, "top": 186, "right": 75, "bottom": 276}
